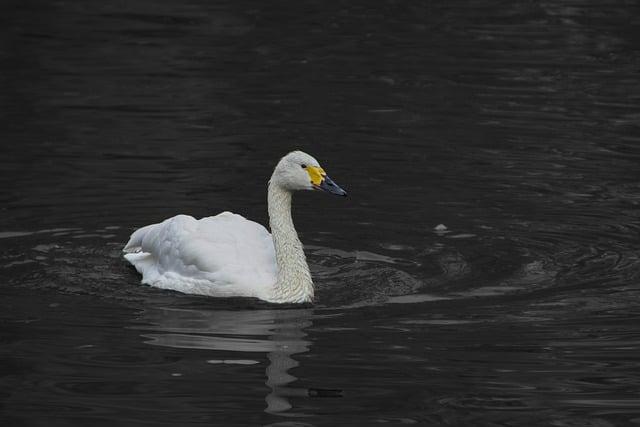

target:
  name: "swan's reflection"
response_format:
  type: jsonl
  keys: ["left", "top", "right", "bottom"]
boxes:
{"left": 137, "top": 306, "right": 313, "bottom": 414}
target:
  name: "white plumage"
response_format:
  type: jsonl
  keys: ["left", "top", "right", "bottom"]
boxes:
{"left": 123, "top": 151, "right": 346, "bottom": 304}
{"left": 123, "top": 212, "right": 278, "bottom": 300}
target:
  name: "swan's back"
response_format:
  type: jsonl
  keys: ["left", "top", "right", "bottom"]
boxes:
{"left": 124, "top": 212, "right": 277, "bottom": 299}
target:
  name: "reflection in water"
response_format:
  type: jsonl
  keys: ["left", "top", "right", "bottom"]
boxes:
{"left": 137, "top": 307, "right": 313, "bottom": 414}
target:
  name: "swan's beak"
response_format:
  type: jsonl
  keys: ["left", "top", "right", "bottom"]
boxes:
{"left": 317, "top": 175, "right": 347, "bottom": 196}
{"left": 307, "top": 166, "right": 347, "bottom": 197}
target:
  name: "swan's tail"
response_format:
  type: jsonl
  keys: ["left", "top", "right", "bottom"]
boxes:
{"left": 123, "top": 223, "right": 157, "bottom": 253}
{"left": 123, "top": 224, "right": 160, "bottom": 282}
{"left": 123, "top": 250, "right": 156, "bottom": 277}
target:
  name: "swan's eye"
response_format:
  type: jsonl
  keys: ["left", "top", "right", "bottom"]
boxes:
{"left": 301, "top": 163, "right": 307, "bottom": 169}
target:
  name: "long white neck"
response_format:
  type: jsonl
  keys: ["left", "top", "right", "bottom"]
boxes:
{"left": 267, "top": 181, "right": 314, "bottom": 303}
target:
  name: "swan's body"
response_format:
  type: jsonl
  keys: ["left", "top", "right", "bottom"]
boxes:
{"left": 123, "top": 212, "right": 279, "bottom": 300}
{"left": 123, "top": 151, "right": 346, "bottom": 304}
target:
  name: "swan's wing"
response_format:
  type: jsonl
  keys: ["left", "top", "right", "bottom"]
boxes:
{"left": 123, "top": 212, "right": 277, "bottom": 298}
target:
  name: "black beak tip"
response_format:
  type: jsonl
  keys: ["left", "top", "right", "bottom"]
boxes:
{"left": 318, "top": 176, "right": 347, "bottom": 197}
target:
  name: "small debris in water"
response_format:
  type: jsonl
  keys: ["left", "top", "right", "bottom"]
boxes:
{"left": 433, "top": 224, "right": 450, "bottom": 235}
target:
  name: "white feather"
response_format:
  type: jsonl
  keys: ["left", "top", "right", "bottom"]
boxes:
{"left": 124, "top": 212, "right": 278, "bottom": 300}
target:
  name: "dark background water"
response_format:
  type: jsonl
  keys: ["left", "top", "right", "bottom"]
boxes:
{"left": 2, "top": 0, "right": 640, "bottom": 425}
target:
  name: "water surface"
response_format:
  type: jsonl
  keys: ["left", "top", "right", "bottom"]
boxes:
{"left": 1, "top": 0, "right": 640, "bottom": 425}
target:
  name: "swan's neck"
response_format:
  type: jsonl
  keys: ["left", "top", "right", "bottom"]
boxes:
{"left": 267, "top": 182, "right": 314, "bottom": 303}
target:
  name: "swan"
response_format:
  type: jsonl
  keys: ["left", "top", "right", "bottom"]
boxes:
{"left": 123, "top": 150, "right": 346, "bottom": 304}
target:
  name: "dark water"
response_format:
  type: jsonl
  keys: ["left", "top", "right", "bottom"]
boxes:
{"left": 2, "top": 0, "right": 640, "bottom": 425}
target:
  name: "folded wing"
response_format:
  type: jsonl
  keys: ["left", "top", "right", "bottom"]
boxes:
{"left": 123, "top": 212, "right": 277, "bottom": 299}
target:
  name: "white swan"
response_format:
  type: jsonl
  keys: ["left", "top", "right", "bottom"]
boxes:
{"left": 123, "top": 151, "right": 346, "bottom": 304}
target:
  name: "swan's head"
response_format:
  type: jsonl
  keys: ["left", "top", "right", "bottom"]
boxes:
{"left": 271, "top": 151, "right": 347, "bottom": 196}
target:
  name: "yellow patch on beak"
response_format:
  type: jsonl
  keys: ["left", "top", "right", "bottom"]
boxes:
{"left": 306, "top": 166, "right": 326, "bottom": 186}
